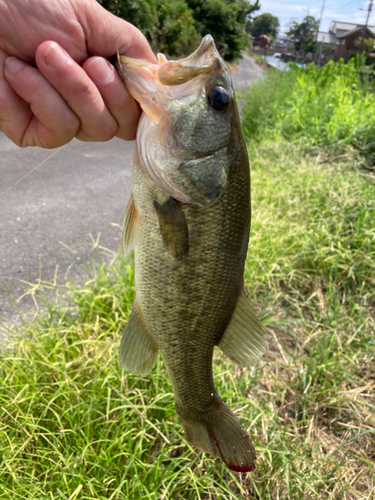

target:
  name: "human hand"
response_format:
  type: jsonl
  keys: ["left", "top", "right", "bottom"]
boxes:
{"left": 0, "top": 0, "right": 157, "bottom": 148}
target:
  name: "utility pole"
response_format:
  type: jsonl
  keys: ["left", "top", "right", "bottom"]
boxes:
{"left": 359, "top": 0, "right": 373, "bottom": 53}
{"left": 315, "top": 0, "right": 326, "bottom": 63}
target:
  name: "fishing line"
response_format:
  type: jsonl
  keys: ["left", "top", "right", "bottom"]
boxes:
{"left": 0, "top": 144, "right": 67, "bottom": 198}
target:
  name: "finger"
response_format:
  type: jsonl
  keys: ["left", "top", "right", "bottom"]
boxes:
{"left": 35, "top": 41, "right": 120, "bottom": 142}
{"left": 0, "top": 49, "right": 31, "bottom": 146}
{"left": 1, "top": 51, "right": 79, "bottom": 148}
{"left": 80, "top": 5, "right": 157, "bottom": 63}
{"left": 83, "top": 56, "right": 140, "bottom": 141}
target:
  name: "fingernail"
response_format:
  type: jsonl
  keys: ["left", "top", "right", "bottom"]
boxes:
{"left": 5, "top": 57, "right": 26, "bottom": 74}
{"left": 86, "top": 57, "right": 114, "bottom": 85}
{"left": 44, "top": 42, "right": 69, "bottom": 68}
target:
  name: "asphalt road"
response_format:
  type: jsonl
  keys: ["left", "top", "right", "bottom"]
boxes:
{"left": 0, "top": 55, "right": 263, "bottom": 330}
{"left": 232, "top": 54, "right": 264, "bottom": 91}
{"left": 0, "top": 137, "right": 134, "bottom": 330}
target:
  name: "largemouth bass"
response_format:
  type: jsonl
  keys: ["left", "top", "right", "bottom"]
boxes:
{"left": 116, "top": 35, "right": 267, "bottom": 473}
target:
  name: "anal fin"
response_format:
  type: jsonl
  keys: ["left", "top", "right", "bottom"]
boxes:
{"left": 122, "top": 193, "right": 138, "bottom": 256}
{"left": 218, "top": 288, "right": 267, "bottom": 367}
{"left": 120, "top": 301, "right": 159, "bottom": 375}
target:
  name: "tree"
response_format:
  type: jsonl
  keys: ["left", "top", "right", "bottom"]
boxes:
{"left": 186, "top": 0, "right": 260, "bottom": 61}
{"left": 246, "top": 13, "right": 280, "bottom": 40}
{"left": 98, "top": 0, "right": 198, "bottom": 56}
{"left": 287, "top": 15, "right": 319, "bottom": 53}
{"left": 355, "top": 36, "right": 375, "bottom": 53}
{"left": 152, "top": 0, "right": 200, "bottom": 56}
{"left": 98, "top": 0, "right": 260, "bottom": 60}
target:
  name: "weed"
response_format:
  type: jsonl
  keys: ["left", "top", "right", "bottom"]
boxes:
{"left": 241, "top": 58, "right": 375, "bottom": 165}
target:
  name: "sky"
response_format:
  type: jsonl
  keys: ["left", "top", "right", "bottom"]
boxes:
{"left": 256, "top": 0, "right": 375, "bottom": 35}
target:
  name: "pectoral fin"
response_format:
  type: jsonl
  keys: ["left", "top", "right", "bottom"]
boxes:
{"left": 218, "top": 288, "right": 267, "bottom": 367}
{"left": 154, "top": 197, "right": 189, "bottom": 259}
{"left": 119, "top": 301, "right": 159, "bottom": 375}
{"left": 122, "top": 193, "right": 138, "bottom": 256}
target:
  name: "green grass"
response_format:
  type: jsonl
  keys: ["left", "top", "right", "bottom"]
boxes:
{"left": 247, "top": 52, "right": 270, "bottom": 70}
{"left": 1, "top": 140, "right": 374, "bottom": 499}
{"left": 241, "top": 57, "right": 375, "bottom": 165}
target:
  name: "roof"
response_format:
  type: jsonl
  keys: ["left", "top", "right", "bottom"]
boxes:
{"left": 329, "top": 20, "right": 375, "bottom": 34}
{"left": 336, "top": 25, "right": 375, "bottom": 39}
{"left": 329, "top": 21, "right": 357, "bottom": 33}
{"left": 254, "top": 34, "right": 270, "bottom": 40}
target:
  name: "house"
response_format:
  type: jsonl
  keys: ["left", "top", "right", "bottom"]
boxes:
{"left": 316, "top": 21, "right": 375, "bottom": 60}
{"left": 272, "top": 35, "right": 293, "bottom": 52}
{"left": 334, "top": 25, "right": 375, "bottom": 58}
{"left": 252, "top": 34, "right": 271, "bottom": 50}
{"left": 316, "top": 31, "right": 335, "bottom": 46}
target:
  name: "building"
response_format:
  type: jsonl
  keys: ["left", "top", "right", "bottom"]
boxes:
{"left": 252, "top": 34, "right": 271, "bottom": 50}
{"left": 317, "top": 21, "right": 375, "bottom": 60}
{"left": 316, "top": 31, "right": 335, "bottom": 46}
{"left": 272, "top": 35, "right": 293, "bottom": 52}
{"left": 334, "top": 25, "right": 375, "bottom": 58}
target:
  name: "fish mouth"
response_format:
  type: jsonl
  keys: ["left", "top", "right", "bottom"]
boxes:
{"left": 118, "top": 34, "right": 219, "bottom": 86}
{"left": 116, "top": 35, "right": 226, "bottom": 123}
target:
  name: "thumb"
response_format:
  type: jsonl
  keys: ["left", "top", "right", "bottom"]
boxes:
{"left": 77, "top": 0, "right": 157, "bottom": 63}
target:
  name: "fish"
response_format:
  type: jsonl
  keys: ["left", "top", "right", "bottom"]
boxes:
{"left": 116, "top": 35, "right": 267, "bottom": 473}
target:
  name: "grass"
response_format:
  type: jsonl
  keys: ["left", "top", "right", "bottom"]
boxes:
{"left": 241, "top": 57, "right": 375, "bottom": 165}
{"left": 1, "top": 139, "right": 374, "bottom": 499}
{"left": 247, "top": 52, "right": 270, "bottom": 71}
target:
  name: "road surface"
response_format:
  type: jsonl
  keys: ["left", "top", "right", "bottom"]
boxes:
{"left": 232, "top": 54, "right": 264, "bottom": 92}
{"left": 0, "top": 54, "right": 263, "bottom": 331}
{"left": 0, "top": 137, "right": 134, "bottom": 332}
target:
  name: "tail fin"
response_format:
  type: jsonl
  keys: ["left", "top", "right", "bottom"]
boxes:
{"left": 180, "top": 399, "right": 256, "bottom": 472}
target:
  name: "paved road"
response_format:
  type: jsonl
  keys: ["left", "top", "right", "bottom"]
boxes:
{"left": 0, "top": 137, "right": 134, "bottom": 329}
{"left": 232, "top": 54, "right": 264, "bottom": 92}
{"left": 0, "top": 54, "right": 263, "bottom": 330}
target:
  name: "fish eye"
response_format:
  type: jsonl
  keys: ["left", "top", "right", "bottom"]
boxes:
{"left": 207, "top": 86, "right": 229, "bottom": 111}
